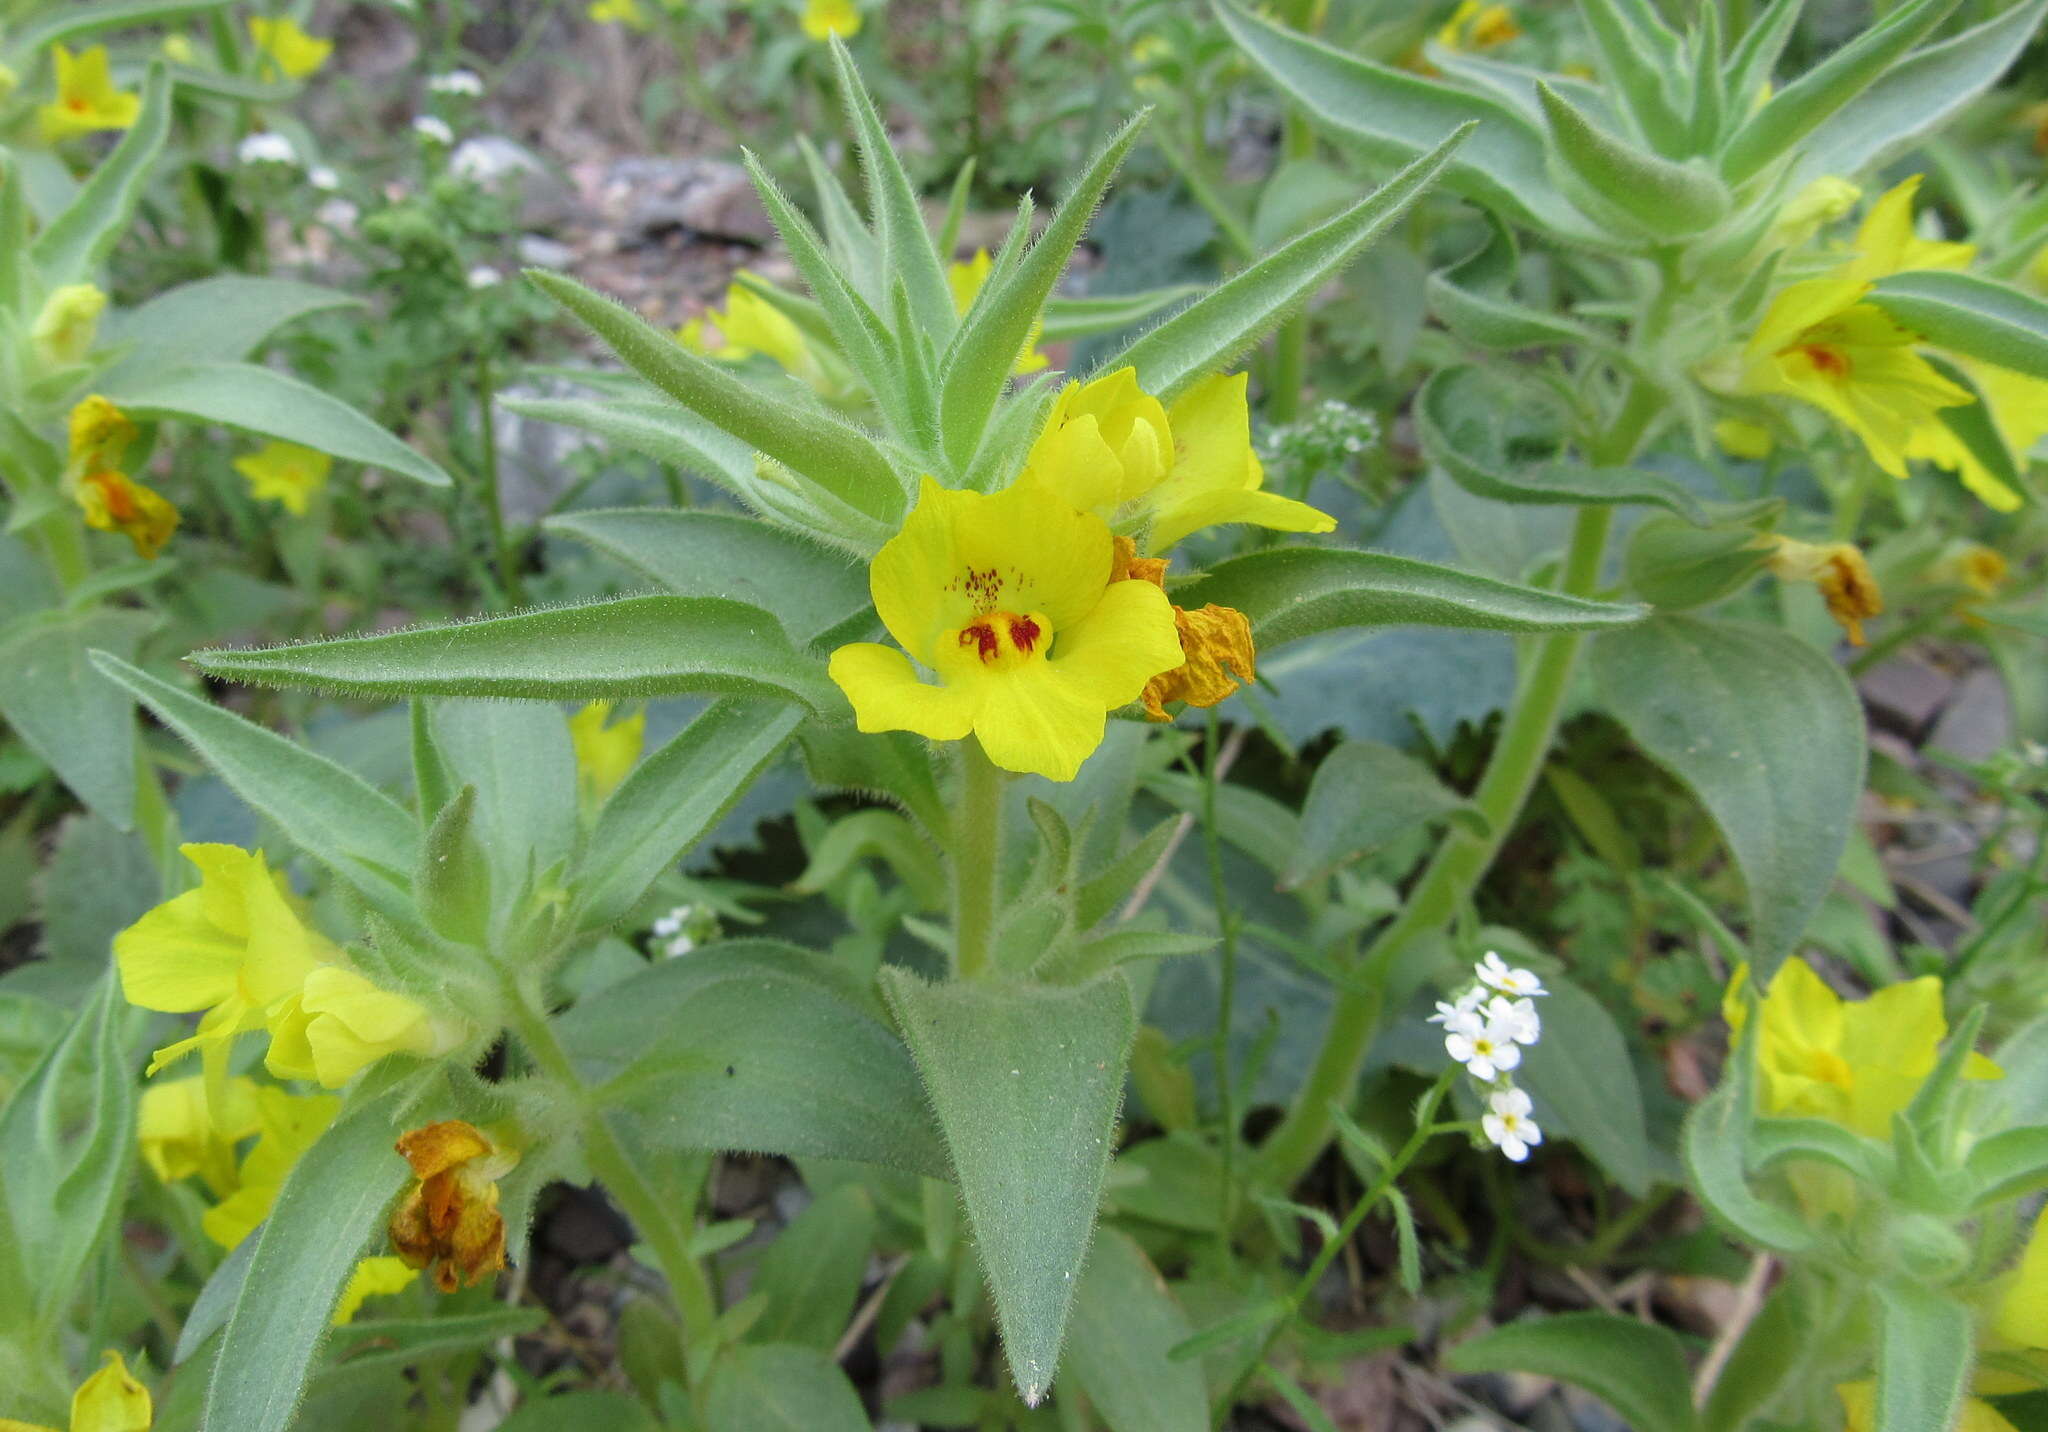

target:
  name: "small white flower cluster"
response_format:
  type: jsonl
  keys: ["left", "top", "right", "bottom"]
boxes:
{"left": 466, "top": 264, "right": 503, "bottom": 290}
{"left": 1430, "top": 951, "right": 1547, "bottom": 1162}
{"left": 308, "top": 165, "right": 341, "bottom": 192}
{"left": 237, "top": 131, "right": 297, "bottom": 167}
{"left": 649, "top": 903, "right": 716, "bottom": 959}
{"left": 428, "top": 69, "right": 483, "bottom": 97}
{"left": 413, "top": 115, "right": 454, "bottom": 146}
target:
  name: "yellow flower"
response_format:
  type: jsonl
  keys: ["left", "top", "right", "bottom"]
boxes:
{"left": 137, "top": 1074, "right": 262, "bottom": 1198}
{"left": 1761, "top": 535, "right": 1884, "bottom": 646}
{"left": 1838, "top": 1382, "right": 2018, "bottom": 1432}
{"left": 567, "top": 700, "right": 644, "bottom": 808}
{"left": 115, "top": 844, "right": 333, "bottom": 1077}
{"left": 0, "top": 61, "right": 16, "bottom": 105}
{"left": 1731, "top": 276, "right": 1973, "bottom": 479}
{"left": 1766, "top": 176, "right": 1861, "bottom": 251}
{"left": 38, "top": 46, "right": 141, "bottom": 142}
{"left": 68, "top": 395, "right": 136, "bottom": 473}
{"left": 389, "top": 1121, "right": 517, "bottom": 1293}
{"left": 1027, "top": 369, "right": 1335, "bottom": 553}
{"left": 948, "top": 250, "right": 1049, "bottom": 375}
{"left": 828, "top": 476, "right": 1182, "bottom": 781}
{"left": 1436, "top": 0, "right": 1519, "bottom": 51}
{"left": 1724, "top": 959, "right": 1999, "bottom": 1140}
{"left": 334, "top": 1256, "right": 420, "bottom": 1325}
{"left": 73, "top": 470, "right": 179, "bottom": 560}
{"left": 246, "top": 16, "right": 332, "bottom": 80}
{"left": 32, "top": 285, "right": 107, "bottom": 368}
{"left": 233, "top": 441, "right": 332, "bottom": 515}
{"left": 0, "top": 1351, "right": 152, "bottom": 1432}
{"left": 1927, "top": 542, "right": 2009, "bottom": 600}
{"left": 801, "top": 0, "right": 861, "bottom": 41}
{"left": 200, "top": 1086, "right": 341, "bottom": 1250}
{"left": 587, "top": 0, "right": 651, "bottom": 26}
{"left": 161, "top": 35, "right": 197, "bottom": 66}
{"left": 265, "top": 965, "right": 454, "bottom": 1089}
{"left": 1712, "top": 418, "right": 1776, "bottom": 460}
{"left": 680, "top": 278, "right": 840, "bottom": 395}
{"left": 1836, "top": 175, "right": 1975, "bottom": 284}
{"left": 1110, "top": 539, "right": 1258, "bottom": 721}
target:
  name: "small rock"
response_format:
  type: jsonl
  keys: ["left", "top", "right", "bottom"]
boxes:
{"left": 1929, "top": 667, "right": 2012, "bottom": 762}
{"left": 516, "top": 234, "right": 575, "bottom": 269}
{"left": 450, "top": 135, "right": 577, "bottom": 231}
{"left": 1861, "top": 659, "right": 1954, "bottom": 739}
{"left": 608, "top": 157, "right": 772, "bottom": 244}
{"left": 545, "top": 1185, "right": 633, "bottom": 1263}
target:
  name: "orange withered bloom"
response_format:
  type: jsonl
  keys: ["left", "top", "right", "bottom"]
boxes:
{"left": 1111, "top": 538, "right": 1258, "bottom": 721}
{"left": 388, "top": 1120, "right": 515, "bottom": 1292}
{"left": 1763, "top": 535, "right": 1884, "bottom": 646}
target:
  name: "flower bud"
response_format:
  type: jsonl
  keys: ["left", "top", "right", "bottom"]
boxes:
{"left": 32, "top": 283, "right": 108, "bottom": 368}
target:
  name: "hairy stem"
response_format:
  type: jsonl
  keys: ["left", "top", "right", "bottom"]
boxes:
{"left": 951, "top": 737, "right": 1008, "bottom": 979}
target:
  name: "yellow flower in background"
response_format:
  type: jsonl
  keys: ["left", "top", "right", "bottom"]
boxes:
{"left": 1143, "top": 374, "right": 1334, "bottom": 550}
{"left": 115, "top": 844, "right": 333, "bottom": 1076}
{"left": 801, "top": 0, "right": 861, "bottom": 41}
{"left": 334, "top": 1256, "right": 420, "bottom": 1325}
{"left": 1761, "top": 535, "right": 1884, "bottom": 646}
{"left": 247, "top": 16, "right": 332, "bottom": 80}
{"left": 64, "top": 395, "right": 179, "bottom": 560}
{"left": 828, "top": 477, "right": 1182, "bottom": 781}
{"left": 948, "top": 250, "right": 1049, "bottom": 375}
{"left": 0, "top": 61, "right": 17, "bottom": 105}
{"left": 68, "top": 395, "right": 136, "bottom": 473}
{"left": 32, "top": 285, "right": 107, "bottom": 368}
{"left": 1712, "top": 418, "right": 1776, "bottom": 461}
{"left": 1025, "top": 367, "right": 1174, "bottom": 509}
{"left": 38, "top": 46, "right": 140, "bottom": 142}
{"left": 137, "top": 1074, "right": 262, "bottom": 1198}
{"left": 199, "top": 1087, "right": 341, "bottom": 1250}
{"left": 1836, "top": 175, "right": 1975, "bottom": 284}
{"left": 234, "top": 441, "right": 332, "bottom": 515}
{"left": 0, "top": 1351, "right": 152, "bottom": 1432}
{"left": 680, "top": 278, "right": 839, "bottom": 395}
{"left": 1929, "top": 543, "right": 2009, "bottom": 600}
{"left": 587, "top": 0, "right": 651, "bottom": 27}
{"left": 389, "top": 1121, "right": 517, "bottom": 1293}
{"left": 1732, "top": 277, "right": 1972, "bottom": 479}
{"left": 1436, "top": 0, "right": 1519, "bottom": 51}
{"left": 1766, "top": 175, "right": 1861, "bottom": 252}
{"left": 568, "top": 700, "right": 644, "bottom": 808}
{"left": 1724, "top": 959, "right": 1999, "bottom": 1140}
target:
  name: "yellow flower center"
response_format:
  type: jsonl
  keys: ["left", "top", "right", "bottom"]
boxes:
{"left": 1804, "top": 1046, "right": 1855, "bottom": 1090}
{"left": 948, "top": 610, "right": 1048, "bottom": 674}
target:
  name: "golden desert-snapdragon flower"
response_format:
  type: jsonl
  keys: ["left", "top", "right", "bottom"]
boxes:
{"left": 801, "top": 0, "right": 862, "bottom": 42}
{"left": 234, "top": 442, "right": 332, "bottom": 515}
{"left": 247, "top": 16, "right": 333, "bottom": 80}
{"left": 0, "top": 1352, "right": 151, "bottom": 1432}
{"left": 38, "top": 46, "right": 139, "bottom": 142}
{"left": 568, "top": 700, "right": 645, "bottom": 808}
{"left": 65, "top": 396, "right": 179, "bottom": 560}
{"left": 32, "top": 285, "right": 107, "bottom": 369}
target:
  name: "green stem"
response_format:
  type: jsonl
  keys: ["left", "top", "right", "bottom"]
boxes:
{"left": 951, "top": 738, "right": 1007, "bottom": 980}
{"left": 1255, "top": 379, "right": 1657, "bottom": 1194}
{"left": 504, "top": 987, "right": 717, "bottom": 1360}
{"left": 472, "top": 351, "right": 524, "bottom": 607}
{"left": 1265, "top": 112, "right": 1316, "bottom": 427}
{"left": 1200, "top": 711, "right": 1242, "bottom": 1244}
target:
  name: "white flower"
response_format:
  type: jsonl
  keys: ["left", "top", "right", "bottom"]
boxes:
{"left": 429, "top": 69, "right": 483, "bottom": 96}
{"left": 1482, "top": 1087, "right": 1543, "bottom": 1162}
{"left": 466, "top": 264, "right": 503, "bottom": 289}
{"left": 413, "top": 115, "right": 454, "bottom": 145}
{"left": 1426, "top": 986, "right": 1484, "bottom": 1026}
{"left": 1476, "top": 950, "right": 1546, "bottom": 999}
{"left": 309, "top": 165, "right": 341, "bottom": 191}
{"left": 316, "top": 198, "right": 359, "bottom": 231}
{"left": 238, "top": 131, "right": 297, "bottom": 166}
{"left": 1485, "top": 995, "right": 1541, "bottom": 1046}
{"left": 665, "top": 935, "right": 697, "bottom": 958}
{"left": 1444, "top": 1013, "right": 1522, "bottom": 1083}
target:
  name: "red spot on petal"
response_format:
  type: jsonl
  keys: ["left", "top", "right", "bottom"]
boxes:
{"left": 1009, "top": 616, "right": 1040, "bottom": 655}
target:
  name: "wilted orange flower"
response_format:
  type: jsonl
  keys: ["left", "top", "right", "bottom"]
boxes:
{"left": 1111, "top": 538, "right": 1258, "bottom": 721}
{"left": 1763, "top": 535, "right": 1883, "bottom": 645}
{"left": 388, "top": 1121, "right": 515, "bottom": 1293}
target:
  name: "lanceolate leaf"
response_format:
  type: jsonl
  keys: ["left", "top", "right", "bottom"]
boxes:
{"left": 0, "top": 608, "right": 153, "bottom": 828}
{"left": 1868, "top": 271, "right": 2048, "bottom": 384}
{"left": 1063, "top": 1229, "right": 1208, "bottom": 1432}
{"left": 881, "top": 969, "right": 1136, "bottom": 1405}
{"left": 827, "top": 39, "right": 954, "bottom": 340}
{"left": 31, "top": 64, "right": 171, "bottom": 287}
{"left": 185, "top": 595, "right": 844, "bottom": 713}
{"left": 1102, "top": 126, "right": 1472, "bottom": 401}
{"left": 101, "top": 276, "right": 362, "bottom": 378}
{"left": 1592, "top": 616, "right": 1865, "bottom": 977}
{"left": 1874, "top": 1285, "right": 1971, "bottom": 1432}
{"left": 1213, "top": 0, "right": 1597, "bottom": 242}
{"left": 7, "top": 0, "right": 228, "bottom": 56}
{"left": 1445, "top": 1313, "right": 1700, "bottom": 1432}
{"left": 1171, "top": 548, "right": 1645, "bottom": 649}
{"left": 1536, "top": 82, "right": 1728, "bottom": 240}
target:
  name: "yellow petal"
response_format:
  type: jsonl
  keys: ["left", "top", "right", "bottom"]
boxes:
{"left": 829, "top": 642, "right": 982, "bottom": 741}
{"left": 67, "top": 1352, "right": 150, "bottom": 1432}
{"left": 333, "top": 1256, "right": 420, "bottom": 1325}
{"left": 1143, "top": 373, "right": 1334, "bottom": 549}
{"left": 1839, "top": 175, "right": 1976, "bottom": 282}
{"left": 1148, "top": 485, "right": 1336, "bottom": 554}
{"left": 966, "top": 660, "right": 1112, "bottom": 783}
{"left": 801, "top": 0, "right": 861, "bottom": 41}
{"left": 1041, "top": 577, "right": 1182, "bottom": 712}
{"left": 115, "top": 888, "right": 245, "bottom": 1013}
{"left": 568, "top": 700, "right": 644, "bottom": 806}
{"left": 233, "top": 442, "right": 331, "bottom": 516}
{"left": 290, "top": 966, "right": 436, "bottom": 1088}
{"left": 247, "top": 16, "right": 332, "bottom": 79}
{"left": 39, "top": 47, "right": 140, "bottom": 142}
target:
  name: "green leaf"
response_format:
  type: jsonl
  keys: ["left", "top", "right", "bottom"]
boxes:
{"left": 940, "top": 113, "right": 1145, "bottom": 467}
{"left": 1171, "top": 548, "right": 1645, "bottom": 649}
{"left": 100, "top": 362, "right": 450, "bottom": 488}
{"left": 528, "top": 269, "right": 907, "bottom": 527}
{"left": 1788, "top": 2, "right": 2048, "bottom": 189}
{"left": 430, "top": 701, "right": 575, "bottom": 927}
{"left": 7, "top": 0, "right": 229, "bottom": 55}
{"left": 0, "top": 977, "right": 138, "bottom": 1331}
{"left": 1719, "top": 0, "right": 1955, "bottom": 184}
{"left": 1445, "top": 1312, "right": 1700, "bottom": 1432}
{"left": 497, "top": 1391, "right": 657, "bottom": 1432}
{"left": 1966, "top": 1126, "right": 2048, "bottom": 1208}
{"left": 749, "top": 1185, "right": 877, "bottom": 1349}
{"left": 1515, "top": 973, "right": 1653, "bottom": 1196}
{"left": 101, "top": 277, "right": 361, "bottom": 378}
{"left": 881, "top": 968, "right": 1137, "bottom": 1405}
{"left": 1592, "top": 616, "right": 1862, "bottom": 976}
{"left": 1573, "top": 0, "right": 1688, "bottom": 154}
{"left": 558, "top": 941, "right": 947, "bottom": 1178}
{"left": 546, "top": 509, "right": 871, "bottom": 646}
{"left": 1427, "top": 213, "right": 1605, "bottom": 352}
{"left": 1286, "top": 739, "right": 1472, "bottom": 888}
{"left": 1102, "top": 125, "right": 1470, "bottom": 402}
{"left": 32, "top": 64, "right": 172, "bottom": 287}
{"left": 1213, "top": 0, "right": 1596, "bottom": 241}
{"left": 0, "top": 609, "right": 152, "bottom": 827}
{"left": 1868, "top": 270, "right": 2048, "bottom": 384}
{"left": 1680, "top": 1011, "right": 1816, "bottom": 1254}
{"left": 89, "top": 652, "right": 419, "bottom": 914}
{"left": 578, "top": 700, "right": 804, "bottom": 931}
{"left": 1701, "top": 1280, "right": 1806, "bottom": 1432}
{"left": 29, "top": 812, "right": 157, "bottom": 1003}
{"left": 704, "top": 1343, "right": 870, "bottom": 1432}
{"left": 1874, "top": 1285, "right": 1971, "bottom": 1432}
{"left": 1062, "top": 1229, "right": 1208, "bottom": 1432}
{"left": 1040, "top": 286, "right": 1203, "bottom": 343}
{"left": 186, "top": 595, "right": 842, "bottom": 714}
{"left": 203, "top": 1078, "right": 417, "bottom": 1432}
{"left": 1536, "top": 83, "right": 1729, "bottom": 240}
{"left": 327, "top": 1307, "right": 548, "bottom": 1375}
{"left": 503, "top": 395, "right": 751, "bottom": 487}
{"left": 1418, "top": 366, "right": 1709, "bottom": 520}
